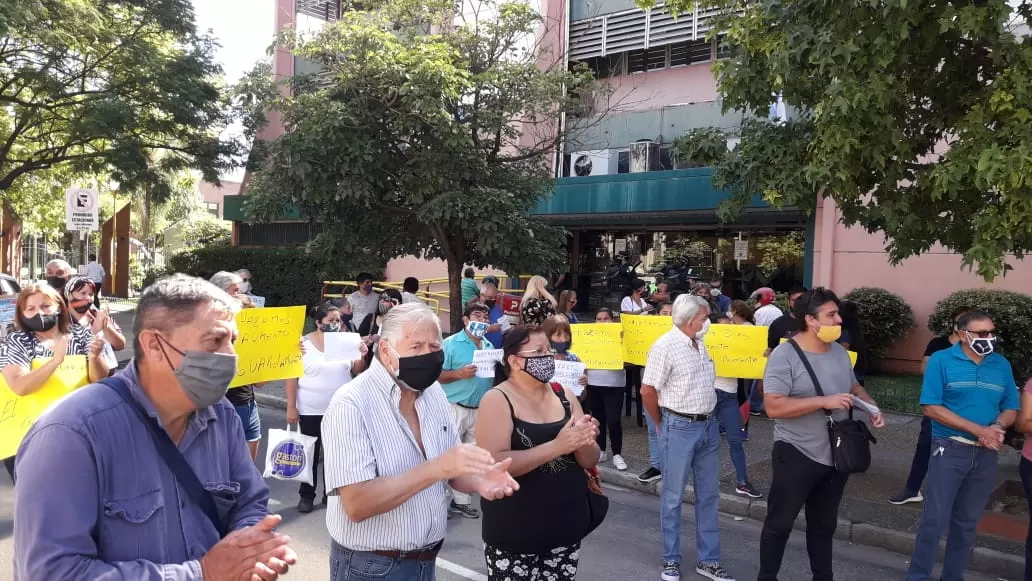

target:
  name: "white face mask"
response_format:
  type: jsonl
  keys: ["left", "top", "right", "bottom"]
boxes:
{"left": 239, "top": 281, "right": 251, "bottom": 294}
{"left": 696, "top": 318, "right": 711, "bottom": 338}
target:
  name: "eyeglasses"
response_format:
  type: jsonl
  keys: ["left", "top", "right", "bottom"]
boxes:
{"left": 516, "top": 348, "right": 555, "bottom": 357}
{"left": 965, "top": 329, "right": 996, "bottom": 338}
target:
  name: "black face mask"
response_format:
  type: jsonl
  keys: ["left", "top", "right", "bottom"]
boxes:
{"left": 341, "top": 314, "right": 354, "bottom": 325}
{"left": 24, "top": 312, "right": 60, "bottom": 333}
{"left": 46, "top": 276, "right": 68, "bottom": 292}
{"left": 393, "top": 349, "right": 445, "bottom": 392}
{"left": 484, "top": 299, "right": 497, "bottom": 309}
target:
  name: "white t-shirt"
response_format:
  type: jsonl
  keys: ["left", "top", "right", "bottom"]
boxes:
{"left": 754, "top": 304, "right": 784, "bottom": 327}
{"left": 296, "top": 336, "right": 354, "bottom": 415}
{"left": 620, "top": 296, "right": 649, "bottom": 314}
{"left": 714, "top": 376, "right": 738, "bottom": 394}
{"left": 84, "top": 261, "right": 106, "bottom": 284}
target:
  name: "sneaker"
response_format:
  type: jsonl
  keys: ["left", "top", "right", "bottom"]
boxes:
{"left": 638, "top": 466, "right": 662, "bottom": 484}
{"left": 735, "top": 482, "right": 763, "bottom": 499}
{"left": 889, "top": 489, "right": 923, "bottom": 505}
{"left": 696, "top": 562, "right": 735, "bottom": 581}
{"left": 599, "top": 450, "right": 608, "bottom": 463}
{"left": 612, "top": 454, "right": 628, "bottom": 471}
{"left": 740, "top": 427, "right": 749, "bottom": 441}
{"left": 448, "top": 501, "right": 481, "bottom": 519}
{"left": 661, "top": 561, "right": 680, "bottom": 581}
{"left": 298, "top": 497, "right": 314, "bottom": 514}
{"left": 749, "top": 409, "right": 763, "bottom": 417}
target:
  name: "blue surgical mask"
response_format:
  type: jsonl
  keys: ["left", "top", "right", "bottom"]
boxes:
{"left": 467, "top": 320, "right": 488, "bottom": 339}
{"left": 551, "top": 340, "right": 570, "bottom": 354}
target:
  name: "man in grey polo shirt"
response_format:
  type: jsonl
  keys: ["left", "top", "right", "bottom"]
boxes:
{"left": 322, "top": 303, "right": 518, "bottom": 581}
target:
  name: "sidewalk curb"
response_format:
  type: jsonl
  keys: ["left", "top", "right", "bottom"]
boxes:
{"left": 256, "top": 395, "right": 1022, "bottom": 579}
{"left": 594, "top": 466, "right": 1024, "bottom": 580}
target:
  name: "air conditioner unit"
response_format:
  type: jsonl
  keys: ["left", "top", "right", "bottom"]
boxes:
{"left": 568, "top": 150, "right": 619, "bottom": 177}
{"left": 629, "top": 140, "right": 660, "bottom": 173}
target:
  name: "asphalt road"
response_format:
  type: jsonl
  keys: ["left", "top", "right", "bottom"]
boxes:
{"left": 0, "top": 405, "right": 1005, "bottom": 580}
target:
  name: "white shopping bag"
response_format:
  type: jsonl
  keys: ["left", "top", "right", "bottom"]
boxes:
{"left": 262, "top": 424, "right": 318, "bottom": 485}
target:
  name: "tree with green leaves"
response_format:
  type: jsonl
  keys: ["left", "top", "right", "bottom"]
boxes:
{"left": 245, "top": 0, "right": 602, "bottom": 327}
{"left": 654, "top": 0, "right": 1032, "bottom": 280}
{"left": 1, "top": 0, "right": 240, "bottom": 229}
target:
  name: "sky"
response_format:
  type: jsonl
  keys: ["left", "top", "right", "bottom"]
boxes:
{"left": 191, "top": 0, "right": 276, "bottom": 180}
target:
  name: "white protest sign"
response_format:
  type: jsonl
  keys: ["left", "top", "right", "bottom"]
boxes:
{"left": 251, "top": 295, "right": 266, "bottom": 308}
{"left": 65, "top": 188, "right": 99, "bottom": 232}
{"left": 551, "top": 360, "right": 587, "bottom": 397}
{"left": 324, "top": 332, "right": 362, "bottom": 362}
{"left": 473, "top": 349, "right": 504, "bottom": 378}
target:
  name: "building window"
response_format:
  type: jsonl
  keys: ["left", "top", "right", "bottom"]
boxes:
{"left": 204, "top": 202, "right": 219, "bottom": 217}
{"left": 238, "top": 222, "right": 323, "bottom": 246}
{"left": 574, "top": 38, "right": 723, "bottom": 79}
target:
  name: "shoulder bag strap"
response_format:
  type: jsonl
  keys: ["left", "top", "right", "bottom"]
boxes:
{"left": 787, "top": 339, "right": 833, "bottom": 420}
{"left": 100, "top": 375, "right": 226, "bottom": 537}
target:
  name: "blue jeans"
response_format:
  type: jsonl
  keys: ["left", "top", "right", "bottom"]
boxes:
{"left": 714, "top": 390, "right": 748, "bottom": 485}
{"left": 907, "top": 438, "right": 998, "bottom": 581}
{"left": 749, "top": 380, "right": 764, "bottom": 413}
{"left": 645, "top": 412, "right": 662, "bottom": 470}
{"left": 659, "top": 413, "right": 721, "bottom": 565}
{"left": 330, "top": 541, "right": 437, "bottom": 581}
{"left": 903, "top": 416, "right": 933, "bottom": 494}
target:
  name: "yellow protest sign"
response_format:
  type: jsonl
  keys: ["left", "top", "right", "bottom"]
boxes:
{"left": 622, "top": 315, "right": 672, "bottom": 366}
{"left": 232, "top": 306, "right": 306, "bottom": 387}
{"left": 0, "top": 355, "right": 89, "bottom": 459}
{"left": 571, "top": 324, "right": 624, "bottom": 370}
{"left": 705, "top": 324, "right": 769, "bottom": 379}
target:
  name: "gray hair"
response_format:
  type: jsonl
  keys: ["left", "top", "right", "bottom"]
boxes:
{"left": 234, "top": 269, "right": 252, "bottom": 278}
{"left": 672, "top": 294, "right": 710, "bottom": 327}
{"left": 46, "top": 259, "right": 73, "bottom": 273}
{"left": 380, "top": 302, "right": 442, "bottom": 344}
{"left": 133, "top": 274, "right": 241, "bottom": 359}
{"left": 209, "top": 270, "right": 243, "bottom": 292}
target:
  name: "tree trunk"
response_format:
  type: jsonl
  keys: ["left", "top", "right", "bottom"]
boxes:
{"left": 447, "top": 256, "right": 464, "bottom": 332}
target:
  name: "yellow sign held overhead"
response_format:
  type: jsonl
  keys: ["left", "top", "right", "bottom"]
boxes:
{"left": 232, "top": 306, "right": 306, "bottom": 387}
{"left": 0, "top": 355, "right": 90, "bottom": 459}
{"left": 622, "top": 315, "right": 672, "bottom": 366}
{"left": 571, "top": 324, "right": 624, "bottom": 370}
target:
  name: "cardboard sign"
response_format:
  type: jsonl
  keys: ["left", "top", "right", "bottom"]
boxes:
{"left": 570, "top": 324, "right": 624, "bottom": 370}
{"left": 0, "top": 356, "right": 90, "bottom": 459}
{"left": 622, "top": 315, "right": 672, "bottom": 366}
{"left": 551, "top": 360, "right": 586, "bottom": 396}
{"left": 233, "top": 306, "right": 305, "bottom": 387}
{"left": 473, "top": 349, "right": 504, "bottom": 378}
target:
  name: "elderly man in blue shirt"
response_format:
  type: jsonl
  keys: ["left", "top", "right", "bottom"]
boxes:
{"left": 907, "top": 309, "right": 1020, "bottom": 581}
{"left": 14, "top": 274, "right": 296, "bottom": 581}
{"left": 439, "top": 301, "right": 497, "bottom": 519}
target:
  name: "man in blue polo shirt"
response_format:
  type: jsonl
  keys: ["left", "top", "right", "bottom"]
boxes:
{"left": 908, "top": 310, "right": 1019, "bottom": 581}
{"left": 439, "top": 302, "right": 496, "bottom": 519}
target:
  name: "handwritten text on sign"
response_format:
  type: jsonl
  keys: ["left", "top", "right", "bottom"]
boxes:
{"left": 622, "top": 315, "right": 672, "bottom": 366}
{"left": 233, "top": 306, "right": 306, "bottom": 387}
{"left": 704, "top": 324, "right": 769, "bottom": 379}
{"left": 473, "top": 349, "right": 504, "bottom": 378}
{"left": 0, "top": 356, "right": 89, "bottom": 459}
{"left": 570, "top": 324, "right": 623, "bottom": 370}
{"left": 551, "top": 360, "right": 587, "bottom": 397}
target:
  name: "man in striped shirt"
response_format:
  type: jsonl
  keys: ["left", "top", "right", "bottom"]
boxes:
{"left": 322, "top": 303, "right": 518, "bottom": 581}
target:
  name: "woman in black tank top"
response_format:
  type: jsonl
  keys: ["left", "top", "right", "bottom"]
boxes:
{"left": 475, "top": 326, "right": 602, "bottom": 580}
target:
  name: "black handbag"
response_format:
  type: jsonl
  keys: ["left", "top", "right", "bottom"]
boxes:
{"left": 551, "top": 382, "right": 609, "bottom": 537}
{"left": 788, "top": 340, "right": 877, "bottom": 474}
